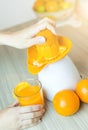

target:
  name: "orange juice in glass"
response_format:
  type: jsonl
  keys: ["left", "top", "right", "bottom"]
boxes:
{"left": 13, "top": 79, "right": 44, "bottom": 106}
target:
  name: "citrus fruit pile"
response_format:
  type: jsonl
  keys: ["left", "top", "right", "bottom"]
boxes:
{"left": 33, "top": 0, "right": 72, "bottom": 13}
{"left": 53, "top": 79, "right": 88, "bottom": 116}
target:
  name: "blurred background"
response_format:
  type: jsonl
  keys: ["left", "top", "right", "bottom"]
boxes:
{"left": 0, "top": 0, "right": 36, "bottom": 30}
{"left": 0, "top": 0, "right": 88, "bottom": 30}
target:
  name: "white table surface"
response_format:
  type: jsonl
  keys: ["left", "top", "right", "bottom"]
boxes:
{"left": 0, "top": 20, "right": 88, "bottom": 130}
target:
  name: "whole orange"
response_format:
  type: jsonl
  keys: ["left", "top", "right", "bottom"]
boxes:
{"left": 45, "top": 1, "right": 59, "bottom": 12}
{"left": 33, "top": 0, "right": 45, "bottom": 11}
{"left": 53, "top": 89, "right": 80, "bottom": 116}
{"left": 76, "top": 79, "right": 88, "bottom": 103}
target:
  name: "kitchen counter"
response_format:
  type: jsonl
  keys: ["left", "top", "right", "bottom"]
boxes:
{"left": 0, "top": 20, "right": 88, "bottom": 130}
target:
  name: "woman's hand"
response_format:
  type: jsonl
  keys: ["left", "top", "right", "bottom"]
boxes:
{"left": 0, "top": 17, "right": 56, "bottom": 49}
{"left": 0, "top": 102, "right": 45, "bottom": 130}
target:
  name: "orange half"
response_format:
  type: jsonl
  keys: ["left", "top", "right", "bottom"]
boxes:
{"left": 27, "top": 29, "right": 72, "bottom": 74}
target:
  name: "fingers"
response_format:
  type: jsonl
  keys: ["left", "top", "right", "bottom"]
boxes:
{"left": 11, "top": 17, "right": 57, "bottom": 49}
{"left": 20, "top": 104, "right": 43, "bottom": 113}
{"left": 20, "top": 36, "right": 45, "bottom": 49}
{"left": 22, "top": 116, "right": 41, "bottom": 125}
{"left": 4, "top": 103, "right": 45, "bottom": 129}
{"left": 37, "top": 17, "right": 56, "bottom": 27}
{"left": 36, "top": 22, "right": 56, "bottom": 35}
{"left": 19, "top": 104, "right": 45, "bottom": 129}
{"left": 25, "top": 36, "right": 45, "bottom": 48}
{"left": 22, "top": 17, "right": 56, "bottom": 38}
{"left": 21, "top": 120, "right": 41, "bottom": 129}
{"left": 8, "top": 101, "right": 19, "bottom": 108}
{"left": 36, "top": 17, "right": 56, "bottom": 35}
{"left": 20, "top": 109, "right": 45, "bottom": 120}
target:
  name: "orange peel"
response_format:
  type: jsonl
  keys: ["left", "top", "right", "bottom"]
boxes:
{"left": 27, "top": 29, "right": 72, "bottom": 74}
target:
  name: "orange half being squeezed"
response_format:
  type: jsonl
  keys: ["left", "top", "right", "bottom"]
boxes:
{"left": 27, "top": 29, "right": 72, "bottom": 74}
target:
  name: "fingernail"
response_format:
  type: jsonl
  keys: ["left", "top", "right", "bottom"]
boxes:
{"left": 38, "top": 36, "right": 45, "bottom": 43}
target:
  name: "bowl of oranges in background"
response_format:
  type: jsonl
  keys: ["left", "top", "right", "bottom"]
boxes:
{"left": 33, "top": 0, "right": 76, "bottom": 21}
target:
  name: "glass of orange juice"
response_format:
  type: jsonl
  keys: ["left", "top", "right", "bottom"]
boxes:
{"left": 13, "top": 79, "right": 44, "bottom": 106}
